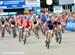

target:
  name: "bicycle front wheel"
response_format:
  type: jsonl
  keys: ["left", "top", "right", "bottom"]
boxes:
{"left": 58, "top": 32, "right": 62, "bottom": 44}
{"left": 47, "top": 32, "right": 51, "bottom": 49}
{"left": 24, "top": 35, "right": 27, "bottom": 45}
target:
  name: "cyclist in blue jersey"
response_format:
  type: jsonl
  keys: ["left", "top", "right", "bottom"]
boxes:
{"left": 44, "top": 15, "right": 54, "bottom": 45}
{"left": 41, "top": 15, "right": 47, "bottom": 33}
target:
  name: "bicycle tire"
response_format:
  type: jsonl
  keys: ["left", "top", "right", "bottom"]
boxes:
{"left": 62, "top": 27, "right": 64, "bottom": 33}
{"left": 58, "top": 32, "right": 62, "bottom": 44}
{"left": 13, "top": 30, "right": 16, "bottom": 38}
{"left": 35, "top": 31, "right": 39, "bottom": 39}
{"left": 47, "top": 41, "right": 50, "bottom": 49}
{"left": 47, "top": 32, "right": 51, "bottom": 49}
{"left": 21, "top": 30, "right": 23, "bottom": 40}
{"left": 24, "top": 35, "right": 27, "bottom": 45}
{"left": 19, "top": 31, "right": 21, "bottom": 42}
{"left": 2, "top": 31, "right": 4, "bottom": 38}
{"left": 2, "top": 29, "right": 5, "bottom": 38}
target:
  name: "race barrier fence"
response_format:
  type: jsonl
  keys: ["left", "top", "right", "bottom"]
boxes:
{"left": 66, "top": 20, "right": 75, "bottom": 31}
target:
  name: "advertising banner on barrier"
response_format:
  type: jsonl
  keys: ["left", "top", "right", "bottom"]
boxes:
{"left": 59, "top": 0, "right": 74, "bottom": 5}
{"left": 66, "top": 20, "right": 75, "bottom": 31}
{"left": 0, "top": 0, "right": 25, "bottom": 9}
{"left": 53, "top": 6, "right": 63, "bottom": 13}
{"left": 0, "top": 0, "right": 3, "bottom": 6}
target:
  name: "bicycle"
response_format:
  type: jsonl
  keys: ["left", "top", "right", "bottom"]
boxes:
{"left": 1, "top": 25, "right": 5, "bottom": 38}
{"left": 11, "top": 24, "right": 17, "bottom": 38}
{"left": 34, "top": 26, "right": 39, "bottom": 39}
{"left": 23, "top": 28, "right": 29, "bottom": 45}
{"left": 46, "top": 30, "right": 53, "bottom": 49}
{"left": 18, "top": 26, "right": 24, "bottom": 42}
{"left": 62, "top": 23, "right": 66, "bottom": 33}
{"left": 56, "top": 30, "right": 62, "bottom": 44}
{"left": 5, "top": 25, "right": 11, "bottom": 35}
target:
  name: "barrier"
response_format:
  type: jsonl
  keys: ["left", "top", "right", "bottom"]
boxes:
{"left": 66, "top": 20, "right": 75, "bottom": 31}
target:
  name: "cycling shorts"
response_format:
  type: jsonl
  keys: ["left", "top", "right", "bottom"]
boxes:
{"left": 43, "top": 26, "right": 54, "bottom": 33}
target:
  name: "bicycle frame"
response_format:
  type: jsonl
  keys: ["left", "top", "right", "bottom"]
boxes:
{"left": 11, "top": 24, "right": 17, "bottom": 38}
{"left": 56, "top": 30, "right": 62, "bottom": 44}
{"left": 46, "top": 30, "right": 53, "bottom": 49}
{"left": 23, "top": 28, "right": 29, "bottom": 45}
{"left": 1, "top": 25, "right": 5, "bottom": 38}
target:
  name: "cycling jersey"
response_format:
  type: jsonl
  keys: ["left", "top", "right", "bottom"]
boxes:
{"left": 20, "top": 18, "right": 23, "bottom": 26}
{"left": 17, "top": 18, "right": 24, "bottom": 26}
{"left": 25, "top": 20, "right": 30, "bottom": 28}
{"left": 32, "top": 17, "right": 37, "bottom": 25}
{"left": 58, "top": 21, "right": 61, "bottom": 25}
{"left": 25, "top": 20, "right": 32, "bottom": 28}
{"left": 2, "top": 21, "right": 5, "bottom": 25}
{"left": 54, "top": 21, "right": 61, "bottom": 27}
{"left": 41, "top": 16, "right": 47, "bottom": 24}
{"left": 54, "top": 21, "right": 58, "bottom": 25}
{"left": 47, "top": 20, "right": 54, "bottom": 30}
{"left": 1, "top": 18, "right": 6, "bottom": 25}
{"left": 11, "top": 19, "right": 15, "bottom": 25}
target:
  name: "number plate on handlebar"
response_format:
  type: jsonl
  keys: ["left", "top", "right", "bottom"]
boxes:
{"left": 11, "top": 25, "right": 14, "bottom": 27}
{"left": 19, "top": 26, "right": 23, "bottom": 29}
{"left": 1, "top": 25, "right": 5, "bottom": 27}
{"left": 48, "top": 30, "right": 53, "bottom": 34}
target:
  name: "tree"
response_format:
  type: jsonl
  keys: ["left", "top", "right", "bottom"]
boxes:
{"left": 40, "top": 0, "right": 49, "bottom": 8}
{"left": 53, "top": 0, "right": 59, "bottom": 5}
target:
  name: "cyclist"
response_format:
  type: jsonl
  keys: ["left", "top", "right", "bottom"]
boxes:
{"left": 60, "top": 15, "right": 66, "bottom": 33}
{"left": 9, "top": 17, "right": 17, "bottom": 38}
{"left": 1, "top": 16, "right": 6, "bottom": 38}
{"left": 16, "top": 15, "right": 25, "bottom": 42}
{"left": 1, "top": 16, "right": 6, "bottom": 26}
{"left": 40, "top": 15, "right": 47, "bottom": 34}
{"left": 24, "top": 16, "right": 32, "bottom": 33}
{"left": 5, "top": 17, "right": 11, "bottom": 34}
{"left": 16, "top": 15, "right": 25, "bottom": 27}
{"left": 44, "top": 15, "right": 54, "bottom": 46}
{"left": 31, "top": 15, "right": 39, "bottom": 39}
{"left": 53, "top": 16, "right": 62, "bottom": 42}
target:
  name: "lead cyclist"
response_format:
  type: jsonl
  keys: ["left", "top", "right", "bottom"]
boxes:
{"left": 43, "top": 16, "right": 54, "bottom": 47}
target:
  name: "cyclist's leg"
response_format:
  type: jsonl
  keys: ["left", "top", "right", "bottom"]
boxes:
{"left": 33, "top": 26, "right": 38, "bottom": 35}
{"left": 32, "top": 24, "right": 35, "bottom": 33}
{"left": 28, "top": 25, "right": 32, "bottom": 35}
{"left": 6, "top": 25, "right": 11, "bottom": 34}
{"left": 50, "top": 29, "right": 54, "bottom": 38}
{"left": 1, "top": 25, "right": 5, "bottom": 38}
{"left": 41, "top": 23, "right": 46, "bottom": 34}
{"left": 12, "top": 26, "right": 17, "bottom": 38}
{"left": 54, "top": 25, "right": 61, "bottom": 42}
{"left": 54, "top": 26, "right": 58, "bottom": 36}
{"left": 44, "top": 26, "right": 49, "bottom": 41}
{"left": 45, "top": 31, "right": 48, "bottom": 41}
